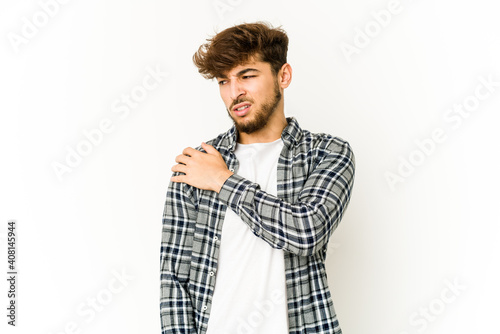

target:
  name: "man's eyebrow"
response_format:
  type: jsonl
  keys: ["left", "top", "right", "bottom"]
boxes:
{"left": 217, "top": 68, "right": 260, "bottom": 80}
{"left": 236, "top": 68, "right": 260, "bottom": 76}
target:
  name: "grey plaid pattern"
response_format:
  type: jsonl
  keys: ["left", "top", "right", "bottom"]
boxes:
{"left": 160, "top": 117, "right": 355, "bottom": 334}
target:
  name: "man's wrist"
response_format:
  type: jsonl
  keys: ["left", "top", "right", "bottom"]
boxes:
{"left": 215, "top": 169, "right": 234, "bottom": 193}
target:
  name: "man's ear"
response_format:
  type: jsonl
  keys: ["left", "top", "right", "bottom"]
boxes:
{"left": 278, "top": 63, "right": 292, "bottom": 89}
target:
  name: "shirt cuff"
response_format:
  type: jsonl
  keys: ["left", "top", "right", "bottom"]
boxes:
{"left": 217, "top": 173, "right": 254, "bottom": 212}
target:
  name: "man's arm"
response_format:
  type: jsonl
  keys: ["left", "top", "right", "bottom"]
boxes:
{"left": 217, "top": 139, "right": 355, "bottom": 257}
{"left": 160, "top": 178, "right": 197, "bottom": 334}
{"left": 170, "top": 139, "right": 355, "bottom": 257}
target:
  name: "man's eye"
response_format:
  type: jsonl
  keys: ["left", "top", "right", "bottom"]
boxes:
{"left": 243, "top": 75, "right": 256, "bottom": 79}
{"left": 218, "top": 80, "right": 227, "bottom": 85}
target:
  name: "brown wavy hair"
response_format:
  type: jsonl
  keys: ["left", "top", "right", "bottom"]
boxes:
{"left": 193, "top": 22, "right": 289, "bottom": 80}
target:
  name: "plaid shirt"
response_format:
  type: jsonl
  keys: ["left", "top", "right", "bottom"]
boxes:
{"left": 160, "top": 117, "right": 355, "bottom": 334}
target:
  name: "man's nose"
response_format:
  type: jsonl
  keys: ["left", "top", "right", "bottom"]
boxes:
{"left": 229, "top": 80, "right": 245, "bottom": 101}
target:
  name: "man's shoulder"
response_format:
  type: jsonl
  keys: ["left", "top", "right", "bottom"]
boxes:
{"left": 194, "top": 130, "right": 231, "bottom": 154}
{"left": 297, "top": 128, "right": 355, "bottom": 175}
{"left": 298, "top": 127, "right": 353, "bottom": 156}
{"left": 205, "top": 130, "right": 229, "bottom": 147}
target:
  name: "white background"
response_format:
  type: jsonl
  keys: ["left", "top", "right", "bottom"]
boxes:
{"left": 1, "top": 0, "right": 500, "bottom": 333}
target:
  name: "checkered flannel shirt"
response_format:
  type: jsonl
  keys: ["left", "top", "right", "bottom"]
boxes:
{"left": 160, "top": 117, "right": 355, "bottom": 334}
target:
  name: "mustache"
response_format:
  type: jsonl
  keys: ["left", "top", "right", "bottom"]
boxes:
{"left": 230, "top": 97, "right": 254, "bottom": 110}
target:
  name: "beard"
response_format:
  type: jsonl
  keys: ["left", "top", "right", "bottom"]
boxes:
{"left": 227, "top": 79, "right": 282, "bottom": 134}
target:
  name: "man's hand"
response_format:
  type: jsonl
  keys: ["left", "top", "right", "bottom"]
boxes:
{"left": 171, "top": 142, "right": 234, "bottom": 193}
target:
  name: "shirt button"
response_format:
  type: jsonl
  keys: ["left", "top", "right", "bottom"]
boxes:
{"left": 230, "top": 168, "right": 234, "bottom": 172}
{"left": 202, "top": 305, "right": 208, "bottom": 311}
{"left": 214, "top": 236, "right": 218, "bottom": 241}
{"left": 209, "top": 271, "right": 215, "bottom": 276}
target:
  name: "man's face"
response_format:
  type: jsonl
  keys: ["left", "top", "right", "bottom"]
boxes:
{"left": 217, "top": 58, "right": 282, "bottom": 134}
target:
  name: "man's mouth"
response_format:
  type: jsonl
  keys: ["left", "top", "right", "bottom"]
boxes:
{"left": 232, "top": 103, "right": 252, "bottom": 116}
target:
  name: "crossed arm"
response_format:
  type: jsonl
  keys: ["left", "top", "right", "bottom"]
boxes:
{"left": 170, "top": 140, "right": 355, "bottom": 256}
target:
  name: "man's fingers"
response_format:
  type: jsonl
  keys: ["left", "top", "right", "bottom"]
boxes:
{"left": 182, "top": 147, "right": 198, "bottom": 156}
{"left": 201, "top": 142, "right": 211, "bottom": 152}
{"left": 171, "top": 163, "right": 188, "bottom": 174}
{"left": 170, "top": 174, "right": 185, "bottom": 183}
{"left": 175, "top": 154, "right": 190, "bottom": 165}
{"left": 180, "top": 144, "right": 219, "bottom": 159}
{"left": 201, "top": 142, "right": 223, "bottom": 158}
{"left": 201, "top": 142, "right": 217, "bottom": 155}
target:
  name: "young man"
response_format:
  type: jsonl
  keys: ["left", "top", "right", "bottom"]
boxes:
{"left": 160, "top": 22, "right": 355, "bottom": 334}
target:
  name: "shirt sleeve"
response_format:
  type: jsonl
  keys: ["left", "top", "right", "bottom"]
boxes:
{"left": 160, "top": 178, "right": 198, "bottom": 334}
{"left": 217, "top": 139, "right": 355, "bottom": 257}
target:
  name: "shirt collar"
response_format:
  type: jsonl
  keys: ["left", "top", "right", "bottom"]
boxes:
{"left": 223, "top": 116, "right": 302, "bottom": 152}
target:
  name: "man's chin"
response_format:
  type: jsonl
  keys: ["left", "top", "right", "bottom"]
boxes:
{"left": 234, "top": 121, "right": 253, "bottom": 134}
{"left": 235, "top": 118, "right": 270, "bottom": 134}
{"left": 232, "top": 118, "right": 253, "bottom": 133}
{"left": 228, "top": 106, "right": 273, "bottom": 134}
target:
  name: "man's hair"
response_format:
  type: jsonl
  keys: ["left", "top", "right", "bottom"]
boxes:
{"left": 193, "top": 22, "right": 289, "bottom": 80}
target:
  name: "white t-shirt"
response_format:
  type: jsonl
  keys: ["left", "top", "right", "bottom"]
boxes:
{"left": 206, "top": 138, "right": 289, "bottom": 334}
